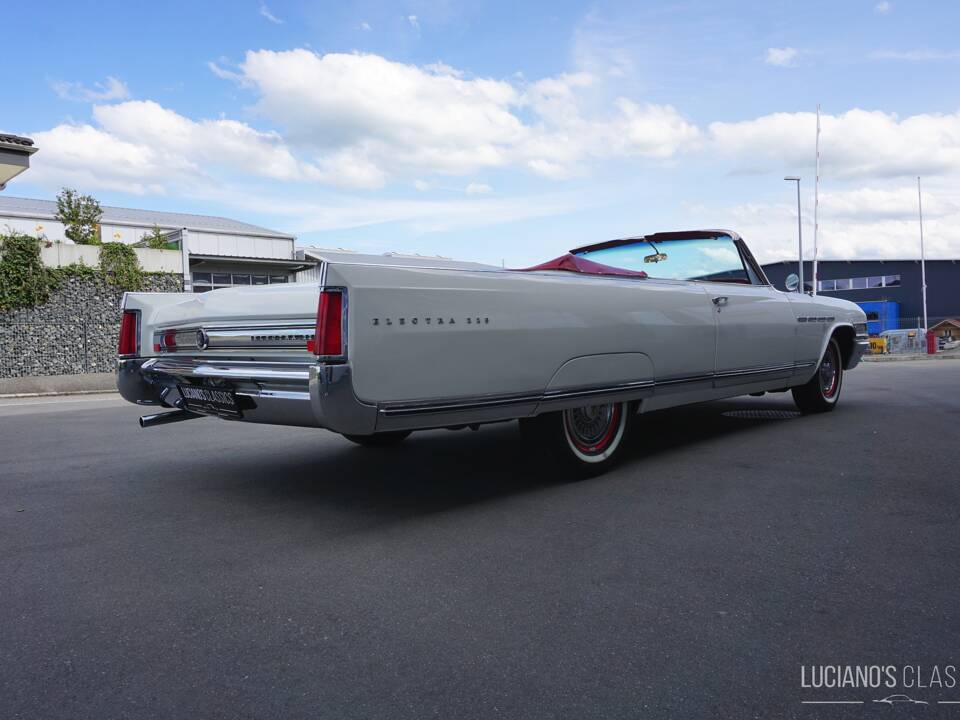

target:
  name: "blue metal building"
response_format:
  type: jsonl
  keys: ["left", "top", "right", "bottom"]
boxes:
{"left": 761, "top": 259, "right": 960, "bottom": 329}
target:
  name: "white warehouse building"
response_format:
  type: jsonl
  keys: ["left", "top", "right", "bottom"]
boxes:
{"left": 0, "top": 196, "right": 315, "bottom": 292}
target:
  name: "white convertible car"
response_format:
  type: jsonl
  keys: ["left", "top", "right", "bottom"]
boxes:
{"left": 117, "top": 230, "right": 868, "bottom": 475}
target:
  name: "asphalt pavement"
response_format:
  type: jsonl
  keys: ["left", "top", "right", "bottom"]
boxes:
{"left": 2, "top": 360, "right": 959, "bottom": 719}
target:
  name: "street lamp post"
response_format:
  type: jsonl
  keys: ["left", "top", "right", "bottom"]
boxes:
{"left": 917, "top": 177, "right": 928, "bottom": 332}
{"left": 784, "top": 176, "right": 803, "bottom": 292}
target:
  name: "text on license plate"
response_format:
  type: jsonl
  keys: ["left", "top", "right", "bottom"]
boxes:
{"left": 179, "top": 385, "right": 237, "bottom": 409}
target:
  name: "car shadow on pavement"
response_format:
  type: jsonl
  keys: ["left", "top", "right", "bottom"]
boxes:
{"left": 198, "top": 395, "right": 804, "bottom": 527}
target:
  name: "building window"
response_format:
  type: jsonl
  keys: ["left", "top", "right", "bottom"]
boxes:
{"left": 868, "top": 276, "right": 883, "bottom": 288}
{"left": 818, "top": 274, "right": 903, "bottom": 292}
{"left": 192, "top": 271, "right": 289, "bottom": 292}
{"left": 834, "top": 278, "right": 851, "bottom": 290}
{"left": 819, "top": 279, "right": 836, "bottom": 292}
{"left": 883, "top": 274, "right": 901, "bottom": 287}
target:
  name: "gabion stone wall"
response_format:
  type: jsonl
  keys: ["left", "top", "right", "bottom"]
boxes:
{"left": 0, "top": 274, "right": 182, "bottom": 378}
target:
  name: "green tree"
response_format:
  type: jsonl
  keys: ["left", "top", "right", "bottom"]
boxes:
{"left": 55, "top": 188, "right": 102, "bottom": 245}
{"left": 141, "top": 225, "right": 169, "bottom": 249}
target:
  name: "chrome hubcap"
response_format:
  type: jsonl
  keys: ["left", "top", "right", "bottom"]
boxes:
{"left": 567, "top": 404, "right": 615, "bottom": 444}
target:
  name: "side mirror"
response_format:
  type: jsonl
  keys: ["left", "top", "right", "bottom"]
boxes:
{"left": 785, "top": 273, "right": 800, "bottom": 292}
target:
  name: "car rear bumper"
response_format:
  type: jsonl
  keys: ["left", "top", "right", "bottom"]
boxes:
{"left": 117, "top": 357, "right": 378, "bottom": 435}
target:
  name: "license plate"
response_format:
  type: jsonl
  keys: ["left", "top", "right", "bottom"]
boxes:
{"left": 177, "top": 384, "right": 241, "bottom": 417}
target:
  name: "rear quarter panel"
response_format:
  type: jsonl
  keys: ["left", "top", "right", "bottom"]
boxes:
{"left": 324, "top": 264, "right": 718, "bottom": 404}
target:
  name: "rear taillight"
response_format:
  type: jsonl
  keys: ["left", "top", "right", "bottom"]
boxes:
{"left": 309, "top": 288, "right": 346, "bottom": 360}
{"left": 118, "top": 310, "right": 139, "bottom": 356}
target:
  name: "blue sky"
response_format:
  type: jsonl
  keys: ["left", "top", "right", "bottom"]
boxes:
{"left": 5, "top": 0, "right": 960, "bottom": 265}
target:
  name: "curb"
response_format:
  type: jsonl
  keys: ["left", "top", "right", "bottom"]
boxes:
{"left": 0, "top": 372, "right": 116, "bottom": 397}
{"left": 0, "top": 389, "right": 119, "bottom": 399}
{"left": 862, "top": 353, "right": 960, "bottom": 363}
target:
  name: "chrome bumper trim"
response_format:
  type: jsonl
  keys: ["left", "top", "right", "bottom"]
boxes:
{"left": 848, "top": 336, "right": 870, "bottom": 370}
{"left": 116, "top": 357, "right": 376, "bottom": 434}
{"left": 141, "top": 357, "right": 311, "bottom": 382}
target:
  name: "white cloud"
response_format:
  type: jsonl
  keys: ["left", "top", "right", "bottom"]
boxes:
{"left": 465, "top": 182, "right": 491, "bottom": 195}
{"left": 359, "top": 21, "right": 371, "bottom": 31}
{"left": 708, "top": 108, "right": 960, "bottom": 179}
{"left": 263, "top": 190, "right": 597, "bottom": 235}
{"left": 27, "top": 100, "right": 327, "bottom": 194}
{"left": 259, "top": 3, "right": 283, "bottom": 24}
{"left": 689, "top": 182, "right": 960, "bottom": 264}
{"left": 231, "top": 50, "right": 700, "bottom": 186}
{"left": 870, "top": 49, "right": 960, "bottom": 61}
{"left": 874, "top": 1, "right": 892, "bottom": 14}
{"left": 26, "top": 124, "right": 191, "bottom": 195}
{"left": 51, "top": 76, "right": 130, "bottom": 102}
{"left": 407, "top": 15, "right": 419, "bottom": 30}
{"left": 765, "top": 47, "right": 799, "bottom": 67}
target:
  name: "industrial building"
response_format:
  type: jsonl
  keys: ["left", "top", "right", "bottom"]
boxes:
{"left": 0, "top": 196, "right": 314, "bottom": 291}
{"left": 762, "top": 259, "right": 960, "bottom": 333}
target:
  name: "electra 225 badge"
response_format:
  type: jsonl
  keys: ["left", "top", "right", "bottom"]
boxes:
{"left": 371, "top": 316, "right": 490, "bottom": 327}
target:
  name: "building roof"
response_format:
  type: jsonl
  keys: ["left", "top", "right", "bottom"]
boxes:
{"left": 0, "top": 133, "right": 37, "bottom": 150}
{"left": 930, "top": 318, "right": 960, "bottom": 330}
{"left": 299, "top": 247, "right": 496, "bottom": 270}
{"left": 190, "top": 254, "right": 315, "bottom": 270}
{"left": 0, "top": 196, "right": 293, "bottom": 240}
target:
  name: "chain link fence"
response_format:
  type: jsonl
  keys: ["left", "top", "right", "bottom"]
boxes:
{"left": 867, "top": 314, "right": 960, "bottom": 355}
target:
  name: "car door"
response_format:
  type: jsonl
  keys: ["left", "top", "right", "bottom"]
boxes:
{"left": 708, "top": 281, "right": 798, "bottom": 388}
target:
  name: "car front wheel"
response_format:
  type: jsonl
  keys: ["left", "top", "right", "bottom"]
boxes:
{"left": 519, "top": 401, "right": 632, "bottom": 477}
{"left": 792, "top": 337, "right": 843, "bottom": 414}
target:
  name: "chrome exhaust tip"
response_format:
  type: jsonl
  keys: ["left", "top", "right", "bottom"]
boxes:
{"left": 139, "top": 408, "right": 202, "bottom": 429}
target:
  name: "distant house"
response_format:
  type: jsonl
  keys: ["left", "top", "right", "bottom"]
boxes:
{"left": 0, "top": 195, "right": 315, "bottom": 292}
{"left": 929, "top": 318, "right": 960, "bottom": 342}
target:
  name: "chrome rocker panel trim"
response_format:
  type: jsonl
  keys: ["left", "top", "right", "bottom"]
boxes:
{"left": 119, "top": 357, "right": 819, "bottom": 436}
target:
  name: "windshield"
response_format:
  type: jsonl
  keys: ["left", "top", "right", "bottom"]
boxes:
{"left": 575, "top": 235, "right": 753, "bottom": 283}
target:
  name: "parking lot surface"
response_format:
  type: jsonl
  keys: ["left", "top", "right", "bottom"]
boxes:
{"left": 2, "top": 361, "right": 959, "bottom": 719}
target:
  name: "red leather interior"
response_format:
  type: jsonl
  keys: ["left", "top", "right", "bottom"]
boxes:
{"left": 513, "top": 253, "right": 648, "bottom": 278}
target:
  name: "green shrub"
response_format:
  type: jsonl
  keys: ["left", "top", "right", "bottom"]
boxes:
{"left": 99, "top": 242, "right": 143, "bottom": 290}
{"left": 0, "top": 233, "right": 56, "bottom": 311}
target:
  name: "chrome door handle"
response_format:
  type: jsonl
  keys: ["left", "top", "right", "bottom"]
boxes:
{"left": 712, "top": 296, "right": 729, "bottom": 306}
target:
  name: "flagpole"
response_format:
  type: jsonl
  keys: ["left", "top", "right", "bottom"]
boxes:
{"left": 812, "top": 104, "right": 821, "bottom": 296}
{"left": 917, "top": 176, "right": 928, "bottom": 331}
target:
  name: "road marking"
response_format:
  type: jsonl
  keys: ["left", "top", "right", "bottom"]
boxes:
{"left": 801, "top": 701, "right": 864, "bottom": 704}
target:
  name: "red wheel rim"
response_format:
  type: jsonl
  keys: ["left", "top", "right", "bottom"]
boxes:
{"left": 820, "top": 344, "right": 840, "bottom": 399}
